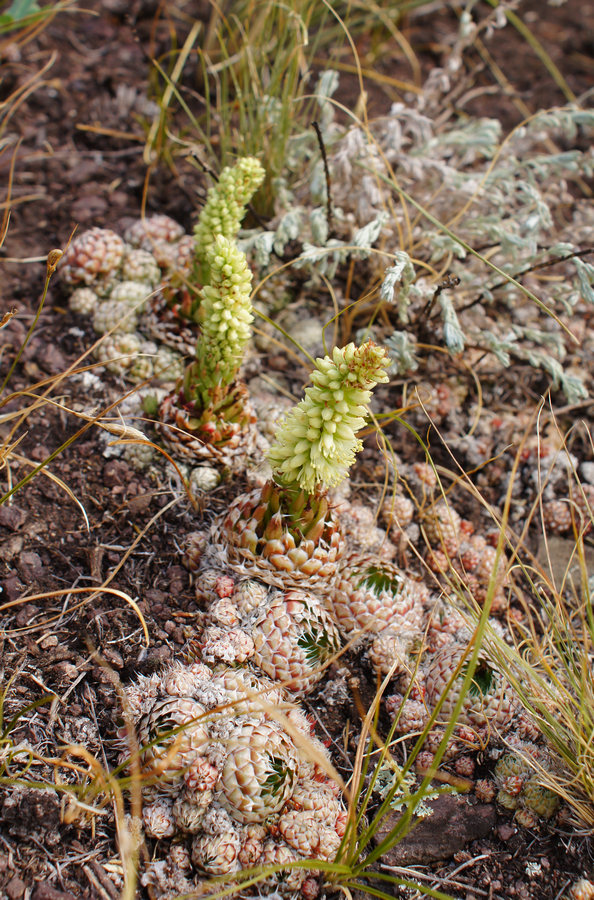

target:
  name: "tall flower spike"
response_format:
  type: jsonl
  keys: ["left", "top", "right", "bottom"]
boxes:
{"left": 268, "top": 342, "right": 390, "bottom": 494}
{"left": 158, "top": 235, "right": 258, "bottom": 466}
{"left": 194, "top": 157, "right": 265, "bottom": 283}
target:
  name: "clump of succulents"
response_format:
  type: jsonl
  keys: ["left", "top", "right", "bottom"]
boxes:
{"left": 493, "top": 747, "right": 560, "bottom": 826}
{"left": 120, "top": 658, "right": 346, "bottom": 897}
{"left": 58, "top": 158, "right": 265, "bottom": 390}
{"left": 176, "top": 342, "right": 389, "bottom": 699}
{"left": 58, "top": 218, "right": 190, "bottom": 377}
{"left": 196, "top": 573, "right": 342, "bottom": 697}
{"left": 383, "top": 636, "right": 519, "bottom": 762}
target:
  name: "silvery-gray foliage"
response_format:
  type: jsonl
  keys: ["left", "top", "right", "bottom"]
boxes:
{"left": 240, "top": 32, "right": 593, "bottom": 401}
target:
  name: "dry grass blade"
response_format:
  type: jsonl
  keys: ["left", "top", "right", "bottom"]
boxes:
{"left": 0, "top": 586, "right": 150, "bottom": 648}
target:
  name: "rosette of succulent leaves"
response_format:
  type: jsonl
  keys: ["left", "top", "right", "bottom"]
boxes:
{"left": 240, "top": 60, "right": 593, "bottom": 402}
{"left": 157, "top": 158, "right": 266, "bottom": 467}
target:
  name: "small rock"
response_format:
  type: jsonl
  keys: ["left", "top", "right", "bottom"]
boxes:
{"left": 102, "top": 648, "right": 124, "bottom": 669}
{"left": 17, "top": 550, "right": 44, "bottom": 580}
{"left": 146, "top": 645, "right": 172, "bottom": 667}
{"left": 71, "top": 194, "right": 108, "bottom": 221}
{"left": 167, "top": 565, "right": 187, "bottom": 593}
{"left": 375, "top": 794, "right": 496, "bottom": 865}
{"left": 0, "top": 535, "right": 24, "bottom": 561}
{"left": 103, "top": 459, "right": 132, "bottom": 486}
{"left": 15, "top": 603, "right": 40, "bottom": 626}
{"left": 497, "top": 823, "right": 516, "bottom": 841}
{"left": 54, "top": 661, "right": 79, "bottom": 681}
{"left": 128, "top": 493, "right": 152, "bottom": 514}
{"left": 2, "top": 574, "right": 26, "bottom": 600}
{"left": 39, "top": 635, "right": 58, "bottom": 650}
{"left": 29, "top": 444, "right": 50, "bottom": 462}
{"left": 32, "top": 884, "right": 77, "bottom": 900}
{"left": 37, "top": 343, "right": 67, "bottom": 375}
{"left": 0, "top": 505, "right": 27, "bottom": 529}
{"left": 5, "top": 875, "right": 26, "bottom": 899}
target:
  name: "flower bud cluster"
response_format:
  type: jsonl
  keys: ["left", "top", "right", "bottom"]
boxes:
{"left": 194, "top": 157, "right": 265, "bottom": 278}
{"left": 268, "top": 341, "right": 389, "bottom": 493}
{"left": 195, "top": 235, "right": 254, "bottom": 389}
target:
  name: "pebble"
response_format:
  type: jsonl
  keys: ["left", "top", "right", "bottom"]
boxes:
{"left": 5, "top": 875, "right": 26, "bottom": 899}
{"left": 32, "top": 883, "right": 77, "bottom": 900}
{"left": 37, "top": 343, "right": 68, "bottom": 375}
{"left": 17, "top": 550, "right": 44, "bottom": 579}
{"left": 0, "top": 535, "right": 23, "bottom": 561}
{"left": 15, "top": 603, "right": 40, "bottom": 626}
{"left": 40, "top": 635, "right": 58, "bottom": 650}
{"left": 102, "top": 648, "right": 124, "bottom": 669}
{"left": 0, "top": 505, "right": 27, "bottom": 529}
{"left": 54, "top": 662, "right": 79, "bottom": 681}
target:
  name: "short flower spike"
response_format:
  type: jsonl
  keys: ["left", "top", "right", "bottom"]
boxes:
{"left": 268, "top": 342, "right": 389, "bottom": 494}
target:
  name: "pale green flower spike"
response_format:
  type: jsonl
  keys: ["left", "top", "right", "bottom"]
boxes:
{"left": 194, "top": 157, "right": 266, "bottom": 278}
{"left": 268, "top": 342, "right": 390, "bottom": 494}
{"left": 194, "top": 234, "right": 254, "bottom": 390}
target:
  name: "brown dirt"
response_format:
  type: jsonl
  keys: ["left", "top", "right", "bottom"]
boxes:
{"left": 0, "top": 2, "right": 593, "bottom": 899}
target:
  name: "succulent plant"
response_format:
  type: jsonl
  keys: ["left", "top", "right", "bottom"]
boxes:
{"left": 213, "top": 341, "right": 390, "bottom": 590}
{"left": 68, "top": 286, "right": 99, "bottom": 316}
{"left": 329, "top": 555, "right": 424, "bottom": 638}
{"left": 137, "top": 695, "right": 210, "bottom": 789}
{"left": 125, "top": 214, "right": 186, "bottom": 251}
{"left": 93, "top": 332, "right": 142, "bottom": 375}
{"left": 157, "top": 234, "right": 260, "bottom": 467}
{"left": 218, "top": 718, "right": 299, "bottom": 823}
{"left": 248, "top": 589, "right": 342, "bottom": 695}
{"left": 59, "top": 227, "right": 125, "bottom": 286}
{"left": 92, "top": 298, "right": 138, "bottom": 335}
{"left": 424, "top": 643, "right": 517, "bottom": 742}
{"left": 121, "top": 247, "right": 162, "bottom": 286}
{"left": 494, "top": 749, "right": 560, "bottom": 821}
